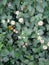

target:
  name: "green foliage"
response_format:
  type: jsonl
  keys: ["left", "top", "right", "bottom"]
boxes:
{"left": 0, "top": 0, "right": 49, "bottom": 65}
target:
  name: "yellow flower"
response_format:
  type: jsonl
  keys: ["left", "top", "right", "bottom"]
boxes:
{"left": 8, "top": 25, "right": 14, "bottom": 30}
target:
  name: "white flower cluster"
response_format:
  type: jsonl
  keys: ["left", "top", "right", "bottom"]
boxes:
{"left": 37, "top": 20, "right": 49, "bottom": 50}
{"left": 37, "top": 33, "right": 47, "bottom": 50}
{"left": 15, "top": 11, "right": 24, "bottom": 23}
{"left": 22, "top": 43, "right": 28, "bottom": 48}
{"left": 7, "top": 10, "right": 24, "bottom": 26}
{"left": 37, "top": 35, "right": 49, "bottom": 50}
{"left": 2, "top": 11, "right": 48, "bottom": 50}
{"left": 42, "top": 41, "right": 49, "bottom": 50}
{"left": 37, "top": 35, "right": 44, "bottom": 44}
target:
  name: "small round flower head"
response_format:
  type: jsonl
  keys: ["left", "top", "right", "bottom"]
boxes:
{"left": 37, "top": 33, "right": 40, "bottom": 35}
{"left": 13, "top": 29, "right": 18, "bottom": 33}
{"left": 40, "top": 39, "right": 44, "bottom": 44}
{"left": 7, "top": 19, "right": 10, "bottom": 23}
{"left": 2, "top": 19, "right": 5, "bottom": 24}
{"left": 47, "top": 42, "right": 49, "bottom": 46}
{"left": 21, "top": 7, "right": 24, "bottom": 11}
{"left": 43, "top": 45, "right": 47, "bottom": 50}
{"left": 25, "top": 43, "right": 28, "bottom": 46}
{"left": 37, "top": 36, "right": 42, "bottom": 40}
{"left": 19, "top": 18, "right": 24, "bottom": 23}
{"left": 23, "top": 45, "right": 26, "bottom": 48}
{"left": 11, "top": 20, "right": 15, "bottom": 25}
{"left": 38, "top": 21, "right": 43, "bottom": 26}
{"left": 15, "top": 11, "right": 19, "bottom": 15}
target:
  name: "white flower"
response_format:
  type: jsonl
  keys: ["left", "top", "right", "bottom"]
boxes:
{"left": 11, "top": 20, "right": 15, "bottom": 25}
{"left": 37, "top": 36, "right": 42, "bottom": 40}
{"left": 13, "top": 29, "right": 18, "bottom": 33}
{"left": 2, "top": 19, "right": 5, "bottom": 24}
{"left": 47, "top": 42, "right": 49, "bottom": 46}
{"left": 18, "top": 36, "right": 22, "bottom": 39}
{"left": 7, "top": 19, "right": 10, "bottom": 23}
{"left": 19, "top": 18, "right": 24, "bottom": 23}
{"left": 21, "top": 7, "right": 24, "bottom": 11}
{"left": 43, "top": 45, "right": 47, "bottom": 50}
{"left": 15, "top": 11, "right": 20, "bottom": 15}
{"left": 37, "top": 33, "right": 40, "bottom": 35}
{"left": 38, "top": 21, "right": 43, "bottom": 26}
{"left": 25, "top": 43, "right": 28, "bottom": 46}
{"left": 40, "top": 39, "right": 44, "bottom": 44}
{"left": 23, "top": 45, "right": 26, "bottom": 48}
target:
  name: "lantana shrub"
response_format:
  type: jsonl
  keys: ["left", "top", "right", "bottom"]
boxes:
{"left": 0, "top": 0, "right": 49, "bottom": 65}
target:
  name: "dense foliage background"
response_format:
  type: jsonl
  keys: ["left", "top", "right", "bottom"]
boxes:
{"left": 0, "top": 0, "right": 49, "bottom": 65}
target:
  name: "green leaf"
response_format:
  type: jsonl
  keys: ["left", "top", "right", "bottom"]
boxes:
{"left": 16, "top": 22, "right": 21, "bottom": 31}
{"left": 10, "top": 50, "right": 15, "bottom": 58}
{"left": 46, "top": 24, "right": 49, "bottom": 31}
{"left": 23, "top": 60, "right": 29, "bottom": 64}
{"left": 1, "top": 49, "right": 9, "bottom": 56}
{"left": 2, "top": 0, "right": 7, "bottom": 5}
{"left": 36, "top": 4, "right": 44, "bottom": 13}
{"left": 24, "top": 27, "right": 32, "bottom": 35}
{"left": 2, "top": 57, "right": 9, "bottom": 62}
{"left": 28, "top": 62, "right": 35, "bottom": 65}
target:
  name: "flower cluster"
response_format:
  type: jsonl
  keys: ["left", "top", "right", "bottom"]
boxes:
{"left": 0, "top": 0, "right": 49, "bottom": 65}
